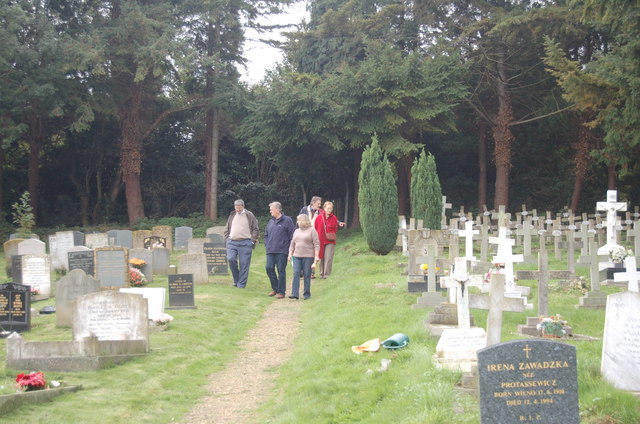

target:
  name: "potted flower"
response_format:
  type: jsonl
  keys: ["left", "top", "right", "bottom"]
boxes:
{"left": 609, "top": 245, "right": 633, "bottom": 264}
{"left": 129, "top": 267, "right": 147, "bottom": 287}
{"left": 15, "top": 372, "right": 46, "bottom": 392}
{"left": 152, "top": 313, "right": 174, "bottom": 327}
{"left": 536, "top": 315, "right": 568, "bottom": 338}
{"left": 128, "top": 258, "right": 147, "bottom": 270}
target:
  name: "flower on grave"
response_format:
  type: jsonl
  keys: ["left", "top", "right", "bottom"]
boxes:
{"left": 609, "top": 245, "right": 633, "bottom": 264}
{"left": 15, "top": 372, "right": 46, "bottom": 391}
{"left": 153, "top": 313, "right": 174, "bottom": 326}
{"left": 30, "top": 287, "right": 40, "bottom": 297}
{"left": 129, "top": 267, "right": 147, "bottom": 287}
{"left": 128, "top": 258, "right": 147, "bottom": 270}
{"left": 420, "top": 264, "right": 440, "bottom": 271}
{"left": 483, "top": 263, "right": 505, "bottom": 283}
{"left": 536, "top": 315, "right": 568, "bottom": 337}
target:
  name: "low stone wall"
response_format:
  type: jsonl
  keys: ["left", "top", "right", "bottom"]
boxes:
{"left": 0, "top": 385, "right": 81, "bottom": 416}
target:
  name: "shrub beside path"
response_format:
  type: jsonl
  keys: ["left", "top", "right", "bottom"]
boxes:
{"left": 177, "top": 298, "right": 303, "bottom": 424}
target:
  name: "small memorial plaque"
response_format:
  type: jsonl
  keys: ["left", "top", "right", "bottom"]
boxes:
{"left": 68, "top": 250, "right": 95, "bottom": 276}
{"left": 203, "top": 242, "right": 228, "bottom": 275}
{"left": 144, "top": 236, "right": 166, "bottom": 249}
{"left": 167, "top": 274, "right": 196, "bottom": 309}
{"left": 478, "top": 340, "right": 579, "bottom": 424}
{"left": 0, "top": 283, "right": 31, "bottom": 332}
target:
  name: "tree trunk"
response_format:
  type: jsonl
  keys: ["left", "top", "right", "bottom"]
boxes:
{"left": 396, "top": 154, "right": 413, "bottom": 216}
{"left": 492, "top": 46, "right": 515, "bottom": 211}
{"left": 607, "top": 164, "right": 616, "bottom": 190}
{"left": 119, "top": 86, "right": 145, "bottom": 224}
{"left": 477, "top": 123, "right": 488, "bottom": 211}
{"left": 351, "top": 149, "right": 362, "bottom": 228}
{"left": 204, "top": 19, "right": 221, "bottom": 221}
{"left": 0, "top": 147, "right": 4, "bottom": 215}
{"left": 27, "top": 112, "right": 43, "bottom": 224}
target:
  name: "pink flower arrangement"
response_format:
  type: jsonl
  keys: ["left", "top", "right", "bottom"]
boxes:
{"left": 129, "top": 267, "right": 147, "bottom": 287}
{"left": 16, "top": 372, "right": 46, "bottom": 391}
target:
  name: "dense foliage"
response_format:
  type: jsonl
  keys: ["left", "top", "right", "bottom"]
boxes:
{"left": 358, "top": 135, "right": 398, "bottom": 254}
{"left": 410, "top": 151, "right": 443, "bottom": 229}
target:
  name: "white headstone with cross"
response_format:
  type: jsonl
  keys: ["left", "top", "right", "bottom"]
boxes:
{"left": 441, "top": 196, "right": 452, "bottom": 229}
{"left": 490, "top": 227, "right": 525, "bottom": 297}
{"left": 596, "top": 190, "right": 627, "bottom": 254}
{"left": 439, "top": 257, "right": 485, "bottom": 330}
{"left": 458, "top": 221, "right": 478, "bottom": 260}
{"left": 613, "top": 256, "right": 639, "bottom": 292}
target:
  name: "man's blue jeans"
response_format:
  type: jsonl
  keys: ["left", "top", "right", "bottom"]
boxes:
{"left": 291, "top": 257, "right": 313, "bottom": 299}
{"left": 266, "top": 253, "right": 288, "bottom": 294}
{"left": 226, "top": 239, "right": 253, "bottom": 288}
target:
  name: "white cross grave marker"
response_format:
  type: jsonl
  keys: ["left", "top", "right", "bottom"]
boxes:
{"left": 596, "top": 190, "right": 627, "bottom": 254}
{"left": 458, "top": 221, "right": 479, "bottom": 260}
{"left": 489, "top": 227, "right": 524, "bottom": 296}
{"left": 439, "top": 257, "right": 484, "bottom": 329}
{"left": 613, "top": 256, "right": 639, "bottom": 292}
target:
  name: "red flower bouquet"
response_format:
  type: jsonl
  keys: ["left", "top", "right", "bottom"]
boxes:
{"left": 16, "top": 372, "right": 46, "bottom": 391}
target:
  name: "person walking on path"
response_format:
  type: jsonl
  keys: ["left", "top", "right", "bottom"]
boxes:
{"left": 224, "top": 199, "right": 259, "bottom": 288}
{"left": 299, "top": 196, "right": 322, "bottom": 226}
{"left": 314, "top": 201, "right": 345, "bottom": 278}
{"left": 288, "top": 214, "right": 320, "bottom": 300}
{"left": 264, "top": 201, "right": 295, "bottom": 298}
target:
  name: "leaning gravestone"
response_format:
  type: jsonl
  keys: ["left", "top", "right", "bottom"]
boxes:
{"left": 94, "top": 247, "right": 129, "bottom": 288}
{"left": 55, "top": 269, "right": 100, "bottom": 327}
{"left": 68, "top": 247, "right": 95, "bottom": 276}
{"left": 203, "top": 242, "right": 228, "bottom": 275}
{"left": 21, "top": 254, "right": 51, "bottom": 298}
{"left": 478, "top": 340, "right": 579, "bottom": 424}
{"left": 167, "top": 274, "right": 196, "bottom": 309}
{"left": 0, "top": 282, "right": 31, "bottom": 333}
{"left": 73, "top": 290, "right": 149, "bottom": 352}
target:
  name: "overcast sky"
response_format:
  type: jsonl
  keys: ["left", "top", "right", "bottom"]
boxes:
{"left": 240, "top": 1, "right": 309, "bottom": 84}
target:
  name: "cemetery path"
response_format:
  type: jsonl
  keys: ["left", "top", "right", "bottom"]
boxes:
{"left": 177, "top": 298, "right": 303, "bottom": 424}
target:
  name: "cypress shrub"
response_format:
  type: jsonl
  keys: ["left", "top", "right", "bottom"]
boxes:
{"left": 358, "top": 135, "right": 398, "bottom": 255}
{"left": 410, "top": 151, "right": 443, "bottom": 229}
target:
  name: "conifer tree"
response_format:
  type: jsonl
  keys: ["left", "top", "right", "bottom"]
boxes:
{"left": 410, "top": 150, "right": 443, "bottom": 229}
{"left": 358, "top": 135, "right": 398, "bottom": 255}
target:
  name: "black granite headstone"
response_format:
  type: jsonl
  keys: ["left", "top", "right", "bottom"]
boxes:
{"left": 203, "top": 242, "right": 228, "bottom": 275}
{"left": 144, "top": 236, "right": 166, "bottom": 249}
{"left": 167, "top": 274, "right": 196, "bottom": 309}
{"left": 478, "top": 340, "right": 579, "bottom": 424}
{"left": 0, "top": 282, "right": 31, "bottom": 332}
{"left": 68, "top": 250, "right": 95, "bottom": 276}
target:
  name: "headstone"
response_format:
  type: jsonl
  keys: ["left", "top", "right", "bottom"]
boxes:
{"left": 94, "top": 247, "right": 129, "bottom": 288}
{"left": 439, "top": 257, "right": 485, "bottom": 329}
{"left": 17, "top": 238, "right": 46, "bottom": 256}
{"left": 106, "top": 230, "right": 117, "bottom": 245}
{"left": 478, "top": 340, "right": 579, "bottom": 424}
{"left": 432, "top": 327, "right": 487, "bottom": 372}
{"left": 152, "top": 247, "right": 170, "bottom": 275}
{"left": 85, "top": 232, "right": 109, "bottom": 249}
{"left": 613, "top": 256, "right": 640, "bottom": 292}
{"left": 52, "top": 231, "right": 77, "bottom": 271}
{"left": 441, "top": 196, "right": 452, "bottom": 228}
{"left": 458, "top": 221, "right": 478, "bottom": 260}
{"left": 207, "top": 233, "right": 224, "bottom": 244}
{"left": 0, "top": 282, "right": 31, "bottom": 332}
{"left": 11, "top": 255, "right": 23, "bottom": 284}
{"left": 187, "top": 238, "right": 210, "bottom": 255}
{"left": 167, "top": 274, "right": 196, "bottom": 309}
{"left": 576, "top": 240, "right": 607, "bottom": 309}
{"left": 120, "top": 287, "right": 166, "bottom": 321}
{"left": 206, "top": 226, "right": 226, "bottom": 241}
{"left": 132, "top": 230, "right": 152, "bottom": 249}
{"left": 73, "top": 290, "right": 149, "bottom": 352}
{"left": 4, "top": 239, "right": 24, "bottom": 274}
{"left": 55, "top": 269, "right": 100, "bottom": 327}
{"left": 129, "top": 248, "right": 154, "bottom": 282}
{"left": 67, "top": 246, "right": 95, "bottom": 276}
{"left": 174, "top": 226, "right": 193, "bottom": 250}
{"left": 601, "top": 290, "right": 640, "bottom": 392}
{"left": 177, "top": 253, "right": 209, "bottom": 285}
{"left": 203, "top": 242, "right": 229, "bottom": 275}
{"left": 114, "top": 230, "right": 133, "bottom": 248}
{"left": 21, "top": 254, "right": 52, "bottom": 298}
{"left": 596, "top": 190, "right": 627, "bottom": 254}
{"left": 152, "top": 225, "right": 173, "bottom": 251}
{"left": 490, "top": 227, "right": 529, "bottom": 300}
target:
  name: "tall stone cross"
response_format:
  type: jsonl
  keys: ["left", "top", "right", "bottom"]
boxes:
{"left": 439, "top": 257, "right": 484, "bottom": 330}
{"left": 489, "top": 227, "right": 524, "bottom": 294}
{"left": 458, "top": 221, "right": 479, "bottom": 260}
{"left": 441, "top": 196, "right": 452, "bottom": 229}
{"left": 469, "top": 273, "right": 526, "bottom": 346}
{"left": 614, "top": 256, "right": 639, "bottom": 292}
{"left": 516, "top": 217, "right": 535, "bottom": 259}
{"left": 596, "top": 190, "right": 627, "bottom": 254}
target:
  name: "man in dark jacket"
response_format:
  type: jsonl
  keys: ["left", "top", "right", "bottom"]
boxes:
{"left": 264, "top": 202, "right": 295, "bottom": 298}
{"left": 224, "top": 199, "right": 259, "bottom": 288}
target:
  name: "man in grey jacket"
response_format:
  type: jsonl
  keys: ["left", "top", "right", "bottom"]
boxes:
{"left": 224, "top": 199, "right": 259, "bottom": 288}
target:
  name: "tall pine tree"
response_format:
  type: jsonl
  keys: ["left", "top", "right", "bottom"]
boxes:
{"left": 358, "top": 135, "right": 398, "bottom": 255}
{"left": 410, "top": 150, "right": 443, "bottom": 229}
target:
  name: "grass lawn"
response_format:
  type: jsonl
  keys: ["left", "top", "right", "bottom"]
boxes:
{"left": 1, "top": 230, "right": 639, "bottom": 423}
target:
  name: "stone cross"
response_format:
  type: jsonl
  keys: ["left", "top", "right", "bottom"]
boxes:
{"left": 576, "top": 239, "right": 607, "bottom": 309}
{"left": 515, "top": 218, "right": 535, "bottom": 260}
{"left": 596, "top": 190, "right": 627, "bottom": 254}
{"left": 441, "top": 196, "right": 452, "bottom": 229}
{"left": 469, "top": 273, "right": 526, "bottom": 346}
{"left": 490, "top": 227, "right": 524, "bottom": 295}
{"left": 630, "top": 221, "right": 640, "bottom": 262}
{"left": 439, "top": 257, "right": 484, "bottom": 330}
{"left": 398, "top": 216, "right": 408, "bottom": 255}
{"left": 613, "top": 256, "right": 639, "bottom": 292}
{"left": 458, "top": 221, "right": 478, "bottom": 260}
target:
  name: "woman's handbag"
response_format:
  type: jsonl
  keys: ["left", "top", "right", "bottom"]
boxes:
{"left": 323, "top": 216, "right": 337, "bottom": 241}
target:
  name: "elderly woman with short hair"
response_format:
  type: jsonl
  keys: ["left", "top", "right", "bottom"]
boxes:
{"left": 288, "top": 214, "right": 320, "bottom": 300}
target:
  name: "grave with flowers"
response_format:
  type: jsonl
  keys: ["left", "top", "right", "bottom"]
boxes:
{"left": 0, "top": 371, "right": 81, "bottom": 416}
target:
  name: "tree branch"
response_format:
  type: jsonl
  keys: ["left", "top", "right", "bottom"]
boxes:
{"left": 508, "top": 104, "right": 576, "bottom": 127}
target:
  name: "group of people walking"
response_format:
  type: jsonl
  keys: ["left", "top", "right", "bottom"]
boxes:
{"left": 223, "top": 197, "right": 345, "bottom": 300}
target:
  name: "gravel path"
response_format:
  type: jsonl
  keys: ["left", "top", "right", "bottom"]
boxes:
{"left": 177, "top": 297, "right": 303, "bottom": 424}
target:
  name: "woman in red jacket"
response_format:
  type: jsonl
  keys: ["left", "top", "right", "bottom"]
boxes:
{"left": 314, "top": 201, "right": 346, "bottom": 278}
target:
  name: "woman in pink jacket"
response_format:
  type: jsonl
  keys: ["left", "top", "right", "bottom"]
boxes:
{"left": 314, "top": 201, "right": 345, "bottom": 278}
